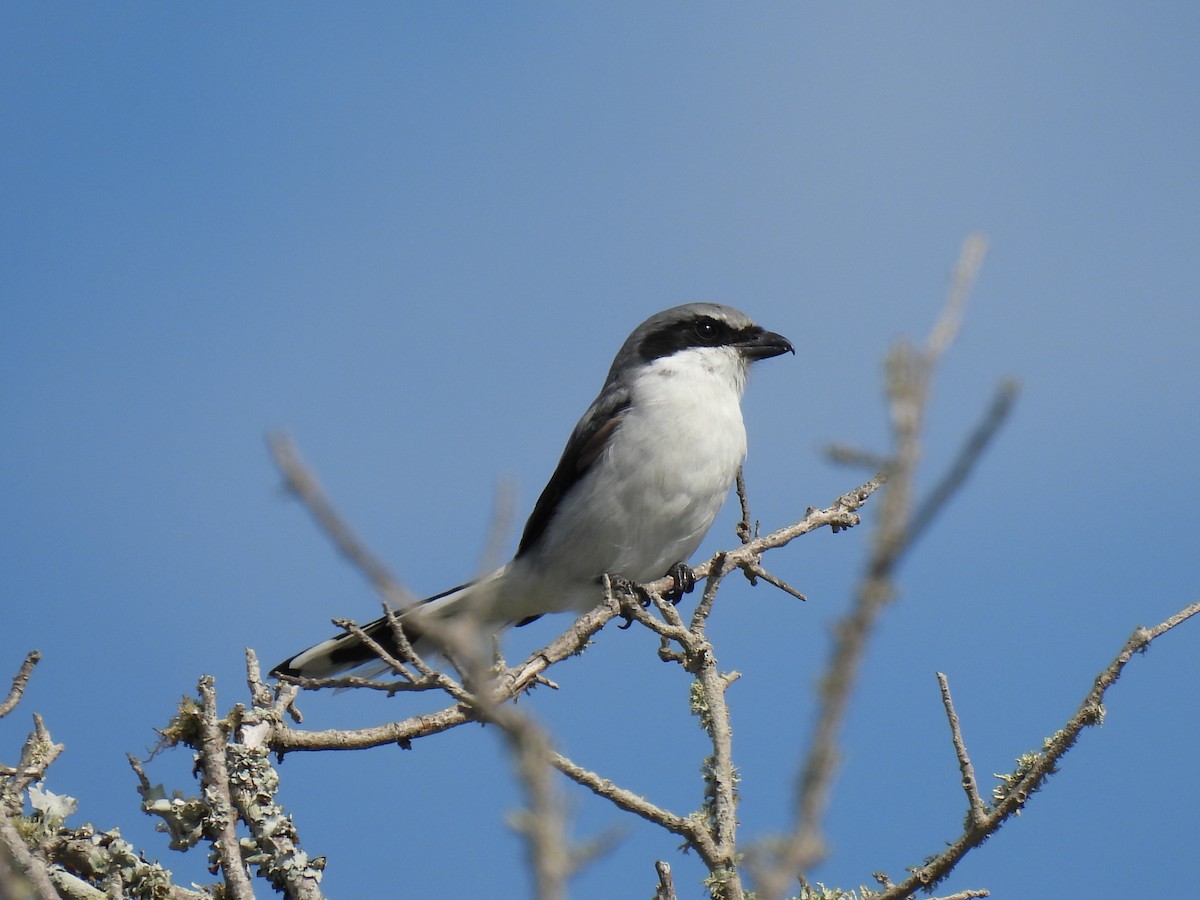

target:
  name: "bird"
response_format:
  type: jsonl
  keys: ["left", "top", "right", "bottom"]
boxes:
{"left": 271, "top": 302, "right": 793, "bottom": 679}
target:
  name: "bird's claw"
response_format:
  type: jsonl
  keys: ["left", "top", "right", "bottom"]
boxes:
{"left": 608, "top": 575, "right": 649, "bottom": 627}
{"left": 611, "top": 564, "right": 694, "bottom": 628}
{"left": 663, "top": 561, "right": 696, "bottom": 605}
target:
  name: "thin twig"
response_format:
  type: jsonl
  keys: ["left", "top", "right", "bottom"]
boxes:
{"left": 735, "top": 467, "right": 754, "bottom": 543}
{"left": 0, "top": 651, "right": 40, "bottom": 719}
{"left": 696, "top": 650, "right": 744, "bottom": 896}
{"left": 738, "top": 559, "right": 807, "bottom": 602}
{"left": 328, "top": 618, "right": 413, "bottom": 681}
{"left": 610, "top": 556, "right": 748, "bottom": 898}
{"left": 936, "top": 672, "right": 987, "bottom": 829}
{"left": 244, "top": 648, "right": 273, "bottom": 710}
{"left": 550, "top": 752, "right": 714, "bottom": 859}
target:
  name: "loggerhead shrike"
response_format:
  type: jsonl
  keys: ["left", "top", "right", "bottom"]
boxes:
{"left": 272, "top": 303, "right": 793, "bottom": 679}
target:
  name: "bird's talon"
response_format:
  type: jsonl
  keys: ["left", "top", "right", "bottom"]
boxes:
{"left": 664, "top": 561, "right": 696, "bottom": 605}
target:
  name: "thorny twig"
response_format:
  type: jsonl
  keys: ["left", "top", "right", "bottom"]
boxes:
{"left": 869, "top": 601, "right": 1200, "bottom": 900}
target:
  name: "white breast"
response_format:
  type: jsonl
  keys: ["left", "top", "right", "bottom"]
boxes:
{"left": 522, "top": 345, "right": 750, "bottom": 612}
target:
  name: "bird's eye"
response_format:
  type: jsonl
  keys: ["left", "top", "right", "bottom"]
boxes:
{"left": 692, "top": 320, "right": 719, "bottom": 343}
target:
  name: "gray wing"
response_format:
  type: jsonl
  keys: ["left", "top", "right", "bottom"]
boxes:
{"left": 515, "top": 382, "right": 631, "bottom": 559}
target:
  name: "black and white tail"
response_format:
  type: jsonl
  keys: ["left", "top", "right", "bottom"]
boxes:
{"left": 270, "top": 579, "right": 479, "bottom": 679}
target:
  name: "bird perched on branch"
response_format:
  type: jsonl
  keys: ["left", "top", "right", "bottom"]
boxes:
{"left": 272, "top": 302, "right": 793, "bottom": 679}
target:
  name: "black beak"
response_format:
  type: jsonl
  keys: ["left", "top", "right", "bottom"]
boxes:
{"left": 738, "top": 328, "right": 794, "bottom": 361}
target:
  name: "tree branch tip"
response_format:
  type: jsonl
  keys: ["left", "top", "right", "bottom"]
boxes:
{"left": 1, "top": 650, "right": 43, "bottom": 718}
{"left": 654, "top": 859, "right": 677, "bottom": 900}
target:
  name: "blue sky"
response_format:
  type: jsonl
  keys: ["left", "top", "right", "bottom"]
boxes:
{"left": 3, "top": 4, "right": 1198, "bottom": 898}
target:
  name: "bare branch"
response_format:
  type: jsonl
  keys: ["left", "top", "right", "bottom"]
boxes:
{"left": 195, "top": 677, "right": 255, "bottom": 900}
{"left": 550, "top": 752, "right": 714, "bottom": 859}
{"left": 713, "top": 474, "right": 885, "bottom": 567}
{"left": 329, "top": 618, "right": 416, "bottom": 682}
{"left": 601, "top": 562, "right": 749, "bottom": 898}
{"left": 0, "top": 651, "right": 40, "bottom": 720}
{"left": 737, "top": 559, "right": 807, "bottom": 603}
{"left": 653, "top": 860, "right": 678, "bottom": 900}
{"left": 735, "top": 467, "right": 754, "bottom": 544}
{"left": 936, "top": 672, "right": 987, "bottom": 830}
{"left": 689, "top": 555, "right": 729, "bottom": 630}
{"left": 226, "top": 720, "right": 326, "bottom": 900}
{"left": 244, "top": 648, "right": 273, "bottom": 711}
{"left": 3, "top": 714, "right": 64, "bottom": 813}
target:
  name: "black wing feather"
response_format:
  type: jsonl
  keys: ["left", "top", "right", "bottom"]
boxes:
{"left": 516, "top": 385, "right": 631, "bottom": 559}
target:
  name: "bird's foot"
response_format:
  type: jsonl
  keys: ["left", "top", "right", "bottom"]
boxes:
{"left": 608, "top": 564, "right": 695, "bottom": 629}
{"left": 663, "top": 561, "right": 696, "bottom": 606}
{"left": 606, "top": 575, "right": 650, "bottom": 629}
